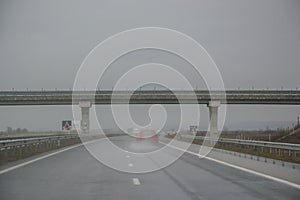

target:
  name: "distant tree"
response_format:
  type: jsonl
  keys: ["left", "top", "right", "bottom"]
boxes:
{"left": 265, "top": 126, "right": 270, "bottom": 131}
{"left": 7, "top": 126, "right": 12, "bottom": 133}
{"left": 223, "top": 126, "right": 229, "bottom": 133}
{"left": 22, "top": 128, "right": 28, "bottom": 132}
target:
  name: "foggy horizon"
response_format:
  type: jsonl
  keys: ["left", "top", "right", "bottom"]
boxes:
{"left": 1, "top": 0, "right": 299, "bottom": 131}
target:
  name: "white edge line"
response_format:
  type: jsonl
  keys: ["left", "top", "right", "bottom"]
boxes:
{"left": 0, "top": 139, "right": 100, "bottom": 175}
{"left": 160, "top": 141, "right": 300, "bottom": 190}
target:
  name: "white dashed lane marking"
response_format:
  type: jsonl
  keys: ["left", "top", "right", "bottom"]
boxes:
{"left": 132, "top": 178, "right": 141, "bottom": 185}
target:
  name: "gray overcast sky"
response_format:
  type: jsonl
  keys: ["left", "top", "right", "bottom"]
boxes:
{"left": 0, "top": 0, "right": 300, "bottom": 131}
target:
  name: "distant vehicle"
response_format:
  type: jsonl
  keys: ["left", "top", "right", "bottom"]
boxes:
{"left": 132, "top": 128, "right": 140, "bottom": 136}
{"left": 137, "top": 129, "right": 159, "bottom": 143}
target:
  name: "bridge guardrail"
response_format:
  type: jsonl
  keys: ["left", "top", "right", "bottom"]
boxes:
{"left": 1, "top": 90, "right": 300, "bottom": 96}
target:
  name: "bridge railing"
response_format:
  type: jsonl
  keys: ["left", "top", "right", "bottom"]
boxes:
{"left": 0, "top": 90, "right": 300, "bottom": 96}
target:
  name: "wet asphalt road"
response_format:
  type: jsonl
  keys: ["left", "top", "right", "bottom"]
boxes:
{"left": 0, "top": 136, "right": 299, "bottom": 200}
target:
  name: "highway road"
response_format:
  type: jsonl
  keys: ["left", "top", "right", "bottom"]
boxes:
{"left": 0, "top": 135, "right": 299, "bottom": 200}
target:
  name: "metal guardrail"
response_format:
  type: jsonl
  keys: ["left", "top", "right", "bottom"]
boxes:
{"left": 0, "top": 132, "right": 124, "bottom": 150}
{"left": 0, "top": 134, "right": 82, "bottom": 165}
{"left": 180, "top": 135, "right": 300, "bottom": 151}
{"left": 0, "top": 135, "right": 79, "bottom": 150}
{"left": 0, "top": 133, "right": 127, "bottom": 165}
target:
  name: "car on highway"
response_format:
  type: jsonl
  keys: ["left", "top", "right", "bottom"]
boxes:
{"left": 136, "top": 129, "right": 159, "bottom": 143}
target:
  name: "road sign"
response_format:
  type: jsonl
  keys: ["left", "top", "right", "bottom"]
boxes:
{"left": 62, "top": 120, "right": 72, "bottom": 131}
{"left": 190, "top": 125, "right": 197, "bottom": 133}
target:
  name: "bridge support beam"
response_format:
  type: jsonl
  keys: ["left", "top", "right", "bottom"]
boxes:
{"left": 208, "top": 101, "right": 220, "bottom": 137}
{"left": 79, "top": 101, "right": 91, "bottom": 133}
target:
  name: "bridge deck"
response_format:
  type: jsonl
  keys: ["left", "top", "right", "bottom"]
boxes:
{"left": 0, "top": 90, "right": 299, "bottom": 105}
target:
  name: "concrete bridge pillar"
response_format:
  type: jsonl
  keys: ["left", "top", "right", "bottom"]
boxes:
{"left": 79, "top": 101, "right": 91, "bottom": 133}
{"left": 208, "top": 101, "right": 220, "bottom": 137}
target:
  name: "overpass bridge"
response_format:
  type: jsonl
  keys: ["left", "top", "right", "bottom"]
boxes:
{"left": 0, "top": 90, "right": 299, "bottom": 132}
